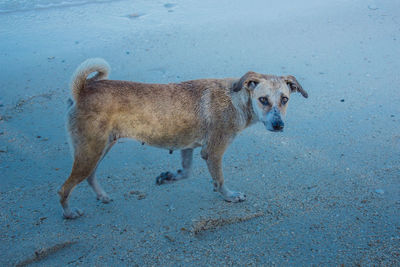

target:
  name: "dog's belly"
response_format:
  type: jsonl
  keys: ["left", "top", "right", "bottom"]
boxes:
{"left": 117, "top": 116, "right": 203, "bottom": 150}
{"left": 134, "top": 131, "right": 202, "bottom": 150}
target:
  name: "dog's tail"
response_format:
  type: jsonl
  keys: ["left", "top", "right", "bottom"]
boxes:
{"left": 70, "top": 58, "right": 110, "bottom": 102}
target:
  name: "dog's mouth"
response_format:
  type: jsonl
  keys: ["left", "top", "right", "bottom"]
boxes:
{"left": 268, "top": 128, "right": 283, "bottom": 132}
{"left": 263, "top": 121, "right": 284, "bottom": 132}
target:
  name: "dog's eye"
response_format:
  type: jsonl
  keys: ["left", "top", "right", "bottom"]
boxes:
{"left": 281, "top": 96, "right": 289, "bottom": 105}
{"left": 258, "top": 97, "right": 269, "bottom": 106}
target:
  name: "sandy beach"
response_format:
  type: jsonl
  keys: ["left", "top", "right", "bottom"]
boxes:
{"left": 0, "top": 0, "right": 399, "bottom": 265}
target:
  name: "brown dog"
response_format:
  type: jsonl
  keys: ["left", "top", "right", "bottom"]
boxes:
{"left": 59, "top": 58, "right": 308, "bottom": 219}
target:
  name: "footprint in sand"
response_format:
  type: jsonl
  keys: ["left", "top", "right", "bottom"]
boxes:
{"left": 125, "top": 13, "right": 145, "bottom": 19}
{"left": 164, "top": 3, "right": 177, "bottom": 9}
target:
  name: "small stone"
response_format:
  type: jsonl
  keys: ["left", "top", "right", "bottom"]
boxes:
{"left": 340, "top": 99, "right": 345, "bottom": 102}
{"left": 137, "top": 193, "right": 146, "bottom": 200}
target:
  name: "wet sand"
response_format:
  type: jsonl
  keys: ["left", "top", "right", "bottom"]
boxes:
{"left": 0, "top": 0, "right": 399, "bottom": 265}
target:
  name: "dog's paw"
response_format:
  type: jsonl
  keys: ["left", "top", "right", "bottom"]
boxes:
{"left": 155, "top": 171, "right": 174, "bottom": 185}
{"left": 156, "top": 170, "right": 188, "bottom": 185}
{"left": 222, "top": 191, "right": 246, "bottom": 203}
{"left": 97, "top": 195, "right": 113, "bottom": 204}
{"left": 63, "top": 208, "right": 83, "bottom": 219}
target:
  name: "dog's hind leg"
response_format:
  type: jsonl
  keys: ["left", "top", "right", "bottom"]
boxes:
{"left": 58, "top": 138, "right": 108, "bottom": 219}
{"left": 156, "top": 148, "right": 193, "bottom": 185}
{"left": 87, "top": 137, "right": 116, "bottom": 203}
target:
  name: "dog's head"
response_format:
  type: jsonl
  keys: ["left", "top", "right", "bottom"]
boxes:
{"left": 233, "top": 71, "right": 308, "bottom": 132}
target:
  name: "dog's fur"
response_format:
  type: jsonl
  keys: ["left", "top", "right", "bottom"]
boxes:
{"left": 59, "top": 58, "right": 308, "bottom": 219}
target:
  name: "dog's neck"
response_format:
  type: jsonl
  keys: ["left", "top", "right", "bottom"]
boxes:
{"left": 230, "top": 88, "right": 257, "bottom": 130}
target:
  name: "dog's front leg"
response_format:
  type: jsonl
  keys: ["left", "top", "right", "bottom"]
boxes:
{"left": 205, "top": 152, "right": 246, "bottom": 203}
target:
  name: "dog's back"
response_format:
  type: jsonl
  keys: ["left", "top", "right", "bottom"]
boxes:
{"left": 82, "top": 79, "right": 206, "bottom": 148}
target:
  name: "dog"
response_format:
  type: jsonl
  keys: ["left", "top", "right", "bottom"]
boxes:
{"left": 58, "top": 58, "right": 308, "bottom": 219}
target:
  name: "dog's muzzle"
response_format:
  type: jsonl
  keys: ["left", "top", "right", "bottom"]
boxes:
{"left": 271, "top": 119, "right": 284, "bottom": 131}
{"left": 264, "top": 108, "right": 284, "bottom": 132}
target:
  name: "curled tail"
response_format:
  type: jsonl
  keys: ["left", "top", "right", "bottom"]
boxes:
{"left": 70, "top": 58, "right": 110, "bottom": 102}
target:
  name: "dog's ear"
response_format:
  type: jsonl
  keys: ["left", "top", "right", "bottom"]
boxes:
{"left": 233, "top": 71, "right": 261, "bottom": 92}
{"left": 282, "top": 75, "right": 308, "bottom": 98}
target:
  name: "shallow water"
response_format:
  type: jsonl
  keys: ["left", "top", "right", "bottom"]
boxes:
{"left": 0, "top": 0, "right": 114, "bottom": 13}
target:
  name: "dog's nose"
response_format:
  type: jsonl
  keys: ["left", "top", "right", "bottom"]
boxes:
{"left": 272, "top": 120, "right": 284, "bottom": 131}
